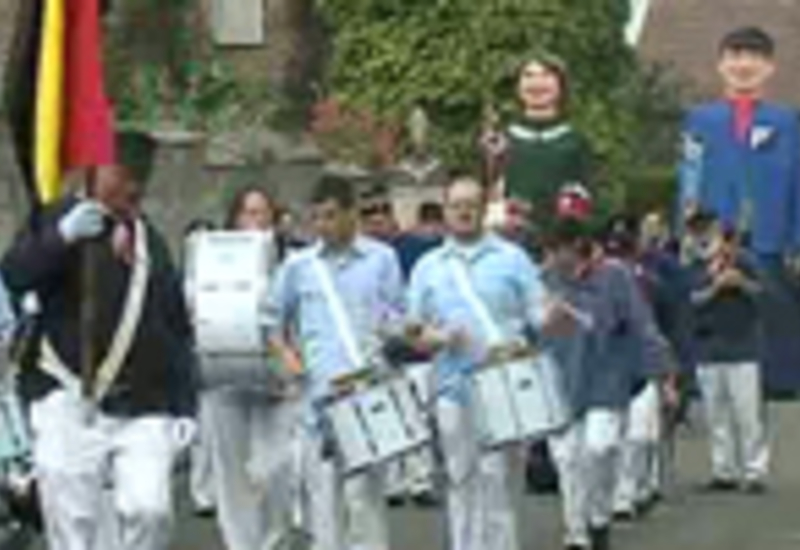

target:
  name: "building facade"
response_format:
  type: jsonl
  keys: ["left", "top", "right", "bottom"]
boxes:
{"left": 638, "top": 0, "right": 800, "bottom": 104}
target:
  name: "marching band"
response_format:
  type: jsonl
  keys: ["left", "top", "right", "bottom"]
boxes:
{"left": 0, "top": 23, "right": 796, "bottom": 550}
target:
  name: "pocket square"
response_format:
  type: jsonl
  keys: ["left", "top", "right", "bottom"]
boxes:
{"left": 751, "top": 126, "right": 775, "bottom": 150}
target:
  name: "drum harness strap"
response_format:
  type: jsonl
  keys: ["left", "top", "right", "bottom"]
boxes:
{"left": 39, "top": 218, "right": 151, "bottom": 406}
{"left": 311, "top": 256, "right": 365, "bottom": 374}
{"left": 311, "top": 256, "right": 375, "bottom": 462}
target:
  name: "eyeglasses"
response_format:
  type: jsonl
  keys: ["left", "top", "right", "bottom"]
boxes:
{"left": 360, "top": 203, "right": 392, "bottom": 217}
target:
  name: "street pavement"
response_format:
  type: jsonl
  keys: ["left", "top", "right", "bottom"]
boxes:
{"left": 27, "top": 401, "right": 800, "bottom": 550}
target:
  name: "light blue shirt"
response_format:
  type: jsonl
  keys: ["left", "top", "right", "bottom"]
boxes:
{"left": 265, "top": 235, "right": 404, "bottom": 399}
{"left": 0, "top": 277, "right": 16, "bottom": 384}
{"left": 0, "top": 277, "right": 14, "bottom": 346}
{"left": 407, "top": 234, "right": 547, "bottom": 398}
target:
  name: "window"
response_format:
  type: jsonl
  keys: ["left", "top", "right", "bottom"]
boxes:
{"left": 210, "top": 0, "right": 264, "bottom": 46}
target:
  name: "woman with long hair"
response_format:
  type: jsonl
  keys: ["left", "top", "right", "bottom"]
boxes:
{"left": 192, "top": 185, "right": 302, "bottom": 550}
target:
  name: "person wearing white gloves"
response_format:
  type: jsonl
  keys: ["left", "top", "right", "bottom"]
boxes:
{"left": 1, "top": 131, "right": 198, "bottom": 550}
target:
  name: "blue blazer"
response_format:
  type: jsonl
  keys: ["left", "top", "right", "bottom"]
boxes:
{"left": 679, "top": 101, "right": 800, "bottom": 256}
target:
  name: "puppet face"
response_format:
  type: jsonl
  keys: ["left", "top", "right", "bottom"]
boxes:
{"left": 718, "top": 49, "right": 775, "bottom": 96}
{"left": 517, "top": 61, "right": 564, "bottom": 113}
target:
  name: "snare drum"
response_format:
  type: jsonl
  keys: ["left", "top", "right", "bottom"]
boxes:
{"left": 473, "top": 352, "right": 569, "bottom": 448}
{"left": 406, "top": 362, "right": 435, "bottom": 406}
{"left": 324, "top": 373, "right": 431, "bottom": 475}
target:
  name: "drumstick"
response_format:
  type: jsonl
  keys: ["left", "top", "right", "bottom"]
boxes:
{"left": 546, "top": 294, "right": 594, "bottom": 330}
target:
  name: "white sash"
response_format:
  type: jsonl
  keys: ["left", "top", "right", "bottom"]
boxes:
{"left": 311, "top": 256, "right": 365, "bottom": 373}
{"left": 40, "top": 219, "right": 151, "bottom": 403}
{"left": 448, "top": 256, "right": 504, "bottom": 347}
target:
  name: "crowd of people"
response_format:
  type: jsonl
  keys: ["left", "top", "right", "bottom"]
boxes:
{"left": 0, "top": 23, "right": 797, "bottom": 550}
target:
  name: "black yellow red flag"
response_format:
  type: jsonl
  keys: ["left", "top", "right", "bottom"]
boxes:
{"left": 5, "top": 0, "right": 116, "bottom": 207}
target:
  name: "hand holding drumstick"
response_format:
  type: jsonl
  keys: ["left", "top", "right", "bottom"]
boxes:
{"left": 539, "top": 294, "right": 592, "bottom": 338}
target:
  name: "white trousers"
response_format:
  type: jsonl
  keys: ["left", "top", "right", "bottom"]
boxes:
{"left": 206, "top": 388, "right": 303, "bottom": 550}
{"left": 437, "top": 397, "right": 519, "bottom": 550}
{"left": 300, "top": 422, "right": 389, "bottom": 550}
{"left": 696, "top": 362, "right": 770, "bottom": 483}
{"left": 31, "top": 389, "right": 177, "bottom": 550}
{"left": 614, "top": 382, "right": 662, "bottom": 514}
{"left": 549, "top": 408, "right": 625, "bottom": 548}
{"left": 189, "top": 392, "right": 216, "bottom": 511}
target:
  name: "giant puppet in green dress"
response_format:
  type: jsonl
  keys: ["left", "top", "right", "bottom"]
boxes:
{"left": 485, "top": 55, "right": 594, "bottom": 241}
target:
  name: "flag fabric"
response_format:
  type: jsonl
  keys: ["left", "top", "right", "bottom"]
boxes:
{"left": 5, "top": 0, "right": 116, "bottom": 207}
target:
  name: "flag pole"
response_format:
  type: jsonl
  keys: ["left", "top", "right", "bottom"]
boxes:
{"left": 81, "top": 171, "right": 99, "bottom": 407}
{"left": 481, "top": 103, "right": 504, "bottom": 198}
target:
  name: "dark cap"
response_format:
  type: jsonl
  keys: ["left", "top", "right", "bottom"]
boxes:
{"left": 116, "top": 131, "right": 158, "bottom": 186}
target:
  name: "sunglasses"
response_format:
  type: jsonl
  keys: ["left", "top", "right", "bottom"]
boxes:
{"left": 360, "top": 203, "right": 392, "bottom": 217}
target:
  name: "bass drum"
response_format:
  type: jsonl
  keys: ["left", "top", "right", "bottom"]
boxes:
{"left": 198, "top": 353, "right": 294, "bottom": 396}
{"left": 186, "top": 230, "right": 285, "bottom": 393}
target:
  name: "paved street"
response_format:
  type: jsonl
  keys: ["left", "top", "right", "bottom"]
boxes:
{"left": 25, "top": 402, "right": 800, "bottom": 550}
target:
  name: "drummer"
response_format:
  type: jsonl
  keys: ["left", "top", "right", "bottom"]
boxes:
{"left": 406, "top": 174, "right": 580, "bottom": 550}
{"left": 190, "top": 186, "right": 303, "bottom": 550}
{"left": 265, "top": 174, "right": 405, "bottom": 550}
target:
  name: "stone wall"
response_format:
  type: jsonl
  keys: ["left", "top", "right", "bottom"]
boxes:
{"left": 0, "top": 0, "right": 432, "bottom": 255}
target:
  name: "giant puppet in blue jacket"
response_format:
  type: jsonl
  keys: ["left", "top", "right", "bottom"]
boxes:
{"left": 679, "top": 27, "right": 800, "bottom": 392}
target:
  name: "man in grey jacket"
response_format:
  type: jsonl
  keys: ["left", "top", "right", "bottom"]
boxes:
{"left": 542, "top": 220, "right": 670, "bottom": 550}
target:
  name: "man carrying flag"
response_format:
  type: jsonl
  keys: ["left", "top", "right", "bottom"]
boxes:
{"left": 1, "top": 1, "right": 198, "bottom": 550}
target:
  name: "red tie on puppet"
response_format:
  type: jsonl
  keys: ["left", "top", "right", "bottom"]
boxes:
{"left": 731, "top": 96, "right": 756, "bottom": 144}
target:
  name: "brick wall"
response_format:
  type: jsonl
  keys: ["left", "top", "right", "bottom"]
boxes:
{"left": 640, "top": 0, "right": 800, "bottom": 104}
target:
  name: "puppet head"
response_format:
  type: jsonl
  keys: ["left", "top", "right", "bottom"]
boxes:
{"left": 717, "top": 26, "right": 776, "bottom": 98}
{"left": 517, "top": 53, "right": 569, "bottom": 118}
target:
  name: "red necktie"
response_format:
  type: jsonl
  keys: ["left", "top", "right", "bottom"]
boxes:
{"left": 731, "top": 96, "right": 755, "bottom": 143}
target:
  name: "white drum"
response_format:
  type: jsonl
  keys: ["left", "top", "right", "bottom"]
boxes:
{"left": 198, "top": 353, "right": 291, "bottom": 395}
{"left": 406, "top": 362, "right": 435, "bottom": 406}
{"left": 473, "top": 353, "right": 569, "bottom": 448}
{"left": 324, "top": 374, "right": 431, "bottom": 475}
{"left": 186, "top": 231, "right": 278, "bottom": 389}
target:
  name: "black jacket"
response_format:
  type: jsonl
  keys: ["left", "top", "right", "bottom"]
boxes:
{"left": 2, "top": 197, "right": 197, "bottom": 417}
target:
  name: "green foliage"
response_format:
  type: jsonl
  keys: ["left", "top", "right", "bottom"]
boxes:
{"left": 318, "top": 0, "right": 682, "bottom": 212}
{"left": 105, "top": 0, "right": 277, "bottom": 132}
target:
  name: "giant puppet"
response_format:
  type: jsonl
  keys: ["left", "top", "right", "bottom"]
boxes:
{"left": 483, "top": 53, "right": 594, "bottom": 247}
{"left": 679, "top": 26, "right": 800, "bottom": 392}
